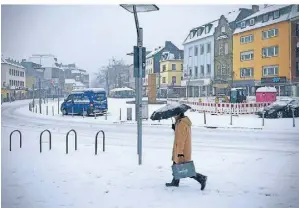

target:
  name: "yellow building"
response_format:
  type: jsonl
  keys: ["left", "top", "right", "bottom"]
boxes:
{"left": 160, "top": 59, "right": 183, "bottom": 87}
{"left": 232, "top": 5, "right": 298, "bottom": 96}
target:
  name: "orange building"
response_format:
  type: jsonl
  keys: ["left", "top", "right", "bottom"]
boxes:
{"left": 233, "top": 5, "right": 299, "bottom": 96}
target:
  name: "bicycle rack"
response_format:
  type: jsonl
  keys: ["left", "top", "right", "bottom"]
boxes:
{"left": 66, "top": 129, "right": 77, "bottom": 154}
{"left": 95, "top": 130, "right": 105, "bottom": 155}
{"left": 9, "top": 130, "right": 22, "bottom": 151}
{"left": 40, "top": 129, "right": 52, "bottom": 153}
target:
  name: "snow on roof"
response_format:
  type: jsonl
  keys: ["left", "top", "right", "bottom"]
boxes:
{"left": 216, "top": 34, "right": 229, "bottom": 40}
{"left": 111, "top": 87, "right": 134, "bottom": 92}
{"left": 241, "top": 5, "right": 289, "bottom": 22}
{"left": 65, "top": 79, "right": 76, "bottom": 84}
{"left": 183, "top": 20, "right": 218, "bottom": 45}
{"left": 74, "top": 81, "right": 85, "bottom": 87}
{"left": 289, "top": 4, "right": 299, "bottom": 19}
{"left": 146, "top": 47, "right": 165, "bottom": 59}
{"left": 256, "top": 86, "right": 277, "bottom": 93}
{"left": 234, "top": 5, "right": 294, "bottom": 34}
{"left": 1, "top": 57, "right": 25, "bottom": 69}
{"left": 29, "top": 56, "right": 58, "bottom": 68}
{"left": 71, "top": 69, "right": 81, "bottom": 74}
{"left": 85, "top": 88, "right": 106, "bottom": 92}
{"left": 225, "top": 9, "right": 241, "bottom": 22}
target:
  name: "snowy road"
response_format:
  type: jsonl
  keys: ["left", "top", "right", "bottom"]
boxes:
{"left": 2, "top": 100, "right": 299, "bottom": 208}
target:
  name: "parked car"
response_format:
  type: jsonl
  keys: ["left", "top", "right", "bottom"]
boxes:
{"left": 256, "top": 98, "right": 299, "bottom": 118}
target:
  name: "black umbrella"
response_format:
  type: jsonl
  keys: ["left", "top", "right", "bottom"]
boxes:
{"left": 150, "top": 103, "right": 191, "bottom": 121}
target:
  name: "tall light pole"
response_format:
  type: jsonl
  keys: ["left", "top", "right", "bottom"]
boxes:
{"left": 120, "top": 4, "right": 159, "bottom": 165}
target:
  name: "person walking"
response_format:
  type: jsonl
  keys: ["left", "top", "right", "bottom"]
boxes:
{"left": 165, "top": 112, "right": 207, "bottom": 190}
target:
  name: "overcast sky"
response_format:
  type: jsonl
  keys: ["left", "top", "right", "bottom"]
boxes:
{"left": 1, "top": 4, "right": 254, "bottom": 75}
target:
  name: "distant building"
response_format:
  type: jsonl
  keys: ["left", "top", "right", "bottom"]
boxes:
{"left": 1, "top": 56, "right": 26, "bottom": 101}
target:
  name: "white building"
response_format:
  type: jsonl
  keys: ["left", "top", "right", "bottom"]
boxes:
{"left": 1, "top": 56, "right": 26, "bottom": 100}
{"left": 182, "top": 20, "right": 217, "bottom": 97}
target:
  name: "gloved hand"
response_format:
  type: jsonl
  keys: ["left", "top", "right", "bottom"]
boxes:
{"left": 172, "top": 124, "right": 175, "bottom": 131}
{"left": 178, "top": 154, "right": 184, "bottom": 163}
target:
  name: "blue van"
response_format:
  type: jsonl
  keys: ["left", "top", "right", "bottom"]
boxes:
{"left": 60, "top": 88, "right": 108, "bottom": 116}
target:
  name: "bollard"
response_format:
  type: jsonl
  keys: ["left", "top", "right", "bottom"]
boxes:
{"left": 9, "top": 130, "right": 22, "bottom": 151}
{"left": 72, "top": 107, "right": 74, "bottom": 117}
{"left": 52, "top": 105, "right": 54, "bottom": 116}
{"left": 105, "top": 112, "right": 107, "bottom": 120}
{"left": 95, "top": 130, "right": 105, "bottom": 155}
{"left": 230, "top": 105, "right": 233, "bottom": 125}
{"left": 29, "top": 103, "right": 31, "bottom": 111}
{"left": 46, "top": 106, "right": 48, "bottom": 115}
{"left": 58, "top": 99, "right": 59, "bottom": 114}
{"left": 82, "top": 108, "right": 85, "bottom": 118}
{"left": 262, "top": 111, "right": 265, "bottom": 127}
{"left": 35, "top": 106, "right": 37, "bottom": 113}
{"left": 119, "top": 108, "right": 122, "bottom": 121}
{"left": 66, "top": 129, "right": 77, "bottom": 154}
{"left": 40, "top": 129, "right": 52, "bottom": 153}
{"left": 203, "top": 110, "right": 206, "bottom": 125}
{"left": 127, "top": 108, "right": 132, "bottom": 121}
{"left": 292, "top": 109, "right": 295, "bottom": 127}
{"left": 94, "top": 112, "right": 97, "bottom": 119}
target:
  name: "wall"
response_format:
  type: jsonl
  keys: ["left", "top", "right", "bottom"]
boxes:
{"left": 233, "top": 21, "right": 291, "bottom": 81}
{"left": 290, "top": 20, "right": 299, "bottom": 82}
{"left": 160, "top": 60, "right": 183, "bottom": 86}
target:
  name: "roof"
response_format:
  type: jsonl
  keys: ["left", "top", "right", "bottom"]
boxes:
{"left": 1, "top": 56, "right": 25, "bottom": 69}
{"left": 256, "top": 86, "right": 277, "bottom": 93}
{"left": 85, "top": 88, "right": 106, "bottom": 92}
{"left": 146, "top": 47, "right": 164, "bottom": 59}
{"left": 234, "top": 4, "right": 295, "bottom": 34}
{"left": 28, "top": 56, "right": 59, "bottom": 68}
{"left": 183, "top": 9, "right": 243, "bottom": 45}
{"left": 65, "top": 79, "right": 76, "bottom": 84}
{"left": 111, "top": 87, "right": 134, "bottom": 92}
{"left": 71, "top": 69, "right": 81, "bottom": 74}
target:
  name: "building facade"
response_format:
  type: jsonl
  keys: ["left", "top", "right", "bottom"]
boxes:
{"left": 213, "top": 7, "right": 255, "bottom": 95}
{"left": 233, "top": 4, "right": 299, "bottom": 96}
{"left": 1, "top": 57, "right": 26, "bottom": 101}
{"left": 183, "top": 20, "right": 217, "bottom": 97}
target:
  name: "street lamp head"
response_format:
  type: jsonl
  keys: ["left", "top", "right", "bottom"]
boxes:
{"left": 120, "top": 4, "right": 159, "bottom": 13}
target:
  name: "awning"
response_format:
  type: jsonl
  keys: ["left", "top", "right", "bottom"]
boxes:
{"left": 213, "top": 83, "right": 230, "bottom": 88}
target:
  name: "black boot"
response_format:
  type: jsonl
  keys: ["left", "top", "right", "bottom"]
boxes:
{"left": 192, "top": 173, "right": 207, "bottom": 190}
{"left": 165, "top": 178, "right": 180, "bottom": 187}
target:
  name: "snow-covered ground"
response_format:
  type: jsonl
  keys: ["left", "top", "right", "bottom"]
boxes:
{"left": 1, "top": 99, "right": 299, "bottom": 208}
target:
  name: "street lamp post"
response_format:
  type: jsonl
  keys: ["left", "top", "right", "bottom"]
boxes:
{"left": 120, "top": 4, "right": 159, "bottom": 165}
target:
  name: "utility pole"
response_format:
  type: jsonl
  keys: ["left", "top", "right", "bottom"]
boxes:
{"left": 32, "top": 83, "right": 35, "bottom": 107}
{"left": 39, "top": 78, "right": 41, "bottom": 114}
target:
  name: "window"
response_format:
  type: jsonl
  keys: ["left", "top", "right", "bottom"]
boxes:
{"left": 241, "top": 21, "right": 245, "bottom": 28}
{"left": 162, "top": 77, "right": 166, "bottom": 83}
{"left": 219, "top": 43, "right": 224, "bottom": 56}
{"left": 296, "top": 43, "right": 299, "bottom": 57}
{"left": 262, "top": 65, "right": 279, "bottom": 76}
{"left": 9, "top": 69, "right": 11, "bottom": 75}
{"left": 262, "top": 28, "right": 278, "bottom": 39}
{"left": 240, "top": 68, "right": 253, "bottom": 78}
{"left": 263, "top": 14, "right": 269, "bottom": 22}
{"left": 205, "top": 25, "right": 210, "bottom": 34}
{"left": 181, "top": 76, "right": 183, "bottom": 80}
{"left": 172, "top": 64, "right": 176, "bottom": 71}
{"left": 297, "top": 5, "right": 299, "bottom": 12}
{"left": 240, "top": 35, "right": 254, "bottom": 44}
{"left": 197, "top": 28, "right": 202, "bottom": 36}
{"left": 189, "top": 67, "right": 192, "bottom": 76}
{"left": 172, "top": 76, "right": 176, "bottom": 84}
{"left": 200, "top": 44, "right": 204, "bottom": 55}
{"left": 194, "top": 46, "right": 198, "bottom": 56}
{"left": 200, "top": 65, "right": 204, "bottom": 75}
{"left": 207, "top": 42, "right": 211, "bottom": 53}
{"left": 181, "top": 64, "right": 183, "bottom": 71}
{"left": 189, "top": 47, "right": 192, "bottom": 57}
{"left": 262, "top": 46, "right": 279, "bottom": 58}
{"left": 250, "top": 19, "right": 255, "bottom": 26}
{"left": 221, "top": 26, "right": 225, "bottom": 33}
{"left": 273, "top": 10, "right": 280, "bottom": 19}
{"left": 296, "top": 23, "right": 299, "bottom": 36}
{"left": 207, "top": 64, "right": 211, "bottom": 75}
{"left": 162, "top": 65, "right": 166, "bottom": 72}
{"left": 194, "top": 66, "right": 198, "bottom": 77}
{"left": 240, "top": 50, "right": 254, "bottom": 61}
{"left": 224, "top": 43, "right": 229, "bottom": 55}
{"left": 9, "top": 80, "right": 12, "bottom": 86}
{"left": 296, "top": 62, "right": 299, "bottom": 77}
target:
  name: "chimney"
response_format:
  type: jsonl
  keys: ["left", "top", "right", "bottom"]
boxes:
{"left": 252, "top": 5, "right": 259, "bottom": 13}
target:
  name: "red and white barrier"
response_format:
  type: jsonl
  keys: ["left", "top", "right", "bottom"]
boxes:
{"left": 167, "top": 99, "right": 271, "bottom": 115}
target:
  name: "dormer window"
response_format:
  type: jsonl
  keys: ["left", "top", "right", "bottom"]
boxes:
{"left": 263, "top": 14, "right": 269, "bottom": 22}
{"left": 221, "top": 26, "right": 225, "bottom": 33}
{"left": 273, "top": 10, "right": 280, "bottom": 19}
{"left": 197, "top": 29, "right": 202, "bottom": 36}
{"left": 250, "top": 19, "right": 255, "bottom": 26}
{"left": 205, "top": 26, "right": 209, "bottom": 34}
{"left": 241, "top": 21, "right": 246, "bottom": 28}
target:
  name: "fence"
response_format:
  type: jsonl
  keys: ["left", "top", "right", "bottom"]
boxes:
{"left": 9, "top": 129, "right": 106, "bottom": 155}
{"left": 167, "top": 99, "right": 271, "bottom": 115}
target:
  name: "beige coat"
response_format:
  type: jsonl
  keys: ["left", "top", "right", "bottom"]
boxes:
{"left": 172, "top": 116, "right": 192, "bottom": 164}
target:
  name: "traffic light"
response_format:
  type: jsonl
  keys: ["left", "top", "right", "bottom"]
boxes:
{"left": 133, "top": 46, "right": 146, "bottom": 78}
